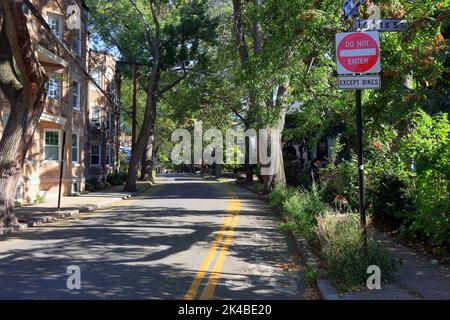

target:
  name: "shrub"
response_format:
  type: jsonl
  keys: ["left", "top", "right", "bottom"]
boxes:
{"left": 85, "top": 181, "right": 95, "bottom": 192}
{"left": 315, "top": 212, "right": 396, "bottom": 292}
{"left": 366, "top": 168, "right": 415, "bottom": 227}
{"left": 321, "top": 159, "right": 359, "bottom": 210}
{"left": 282, "top": 185, "right": 328, "bottom": 241}
{"left": 107, "top": 172, "right": 127, "bottom": 186}
{"left": 304, "top": 264, "right": 318, "bottom": 286}
{"left": 34, "top": 195, "right": 45, "bottom": 204}
{"left": 400, "top": 110, "right": 450, "bottom": 253}
{"left": 267, "top": 184, "right": 297, "bottom": 208}
{"left": 86, "top": 177, "right": 105, "bottom": 192}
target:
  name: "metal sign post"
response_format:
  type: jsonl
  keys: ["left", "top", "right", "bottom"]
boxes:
{"left": 352, "top": 16, "right": 368, "bottom": 252}
{"left": 57, "top": 131, "right": 66, "bottom": 213}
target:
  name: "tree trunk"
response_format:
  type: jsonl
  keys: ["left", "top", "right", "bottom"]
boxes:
{"left": 262, "top": 111, "right": 287, "bottom": 192}
{"left": 124, "top": 92, "right": 158, "bottom": 191}
{"left": 262, "top": 83, "right": 289, "bottom": 193}
{"left": 0, "top": 1, "right": 48, "bottom": 227}
{"left": 131, "top": 64, "right": 137, "bottom": 149}
{"left": 232, "top": 0, "right": 255, "bottom": 185}
{"left": 124, "top": 0, "right": 160, "bottom": 192}
{"left": 245, "top": 130, "right": 253, "bottom": 184}
{"left": 140, "top": 133, "right": 155, "bottom": 181}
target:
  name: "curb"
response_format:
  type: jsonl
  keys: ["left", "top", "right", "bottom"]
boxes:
{"left": 0, "top": 223, "right": 28, "bottom": 236}
{"left": 1, "top": 183, "right": 152, "bottom": 237}
{"left": 233, "top": 182, "right": 342, "bottom": 300}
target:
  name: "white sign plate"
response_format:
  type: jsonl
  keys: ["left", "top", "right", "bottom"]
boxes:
{"left": 338, "top": 75, "right": 381, "bottom": 90}
{"left": 360, "top": 19, "right": 408, "bottom": 32}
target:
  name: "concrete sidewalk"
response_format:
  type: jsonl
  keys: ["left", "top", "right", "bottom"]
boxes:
{"left": 325, "top": 230, "right": 450, "bottom": 300}
{"left": 233, "top": 182, "right": 450, "bottom": 300}
{"left": 0, "top": 182, "right": 151, "bottom": 235}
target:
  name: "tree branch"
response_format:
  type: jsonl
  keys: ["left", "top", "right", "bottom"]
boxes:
{"left": 130, "top": 0, "right": 154, "bottom": 51}
{"left": 157, "top": 61, "right": 187, "bottom": 96}
{"left": 1, "top": 0, "right": 46, "bottom": 102}
{"left": 232, "top": 0, "right": 249, "bottom": 63}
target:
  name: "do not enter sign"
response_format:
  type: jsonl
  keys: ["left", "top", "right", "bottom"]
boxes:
{"left": 336, "top": 31, "right": 380, "bottom": 74}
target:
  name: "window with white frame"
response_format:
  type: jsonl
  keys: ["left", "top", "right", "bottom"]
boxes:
{"left": 90, "top": 145, "right": 101, "bottom": 166}
{"left": 47, "top": 14, "right": 62, "bottom": 39}
{"left": 44, "top": 130, "right": 60, "bottom": 161}
{"left": 46, "top": 76, "right": 60, "bottom": 100}
{"left": 72, "top": 81, "right": 80, "bottom": 110}
{"left": 91, "top": 107, "right": 101, "bottom": 128}
{"left": 72, "top": 133, "right": 79, "bottom": 163}
{"left": 90, "top": 69, "right": 102, "bottom": 89}
{"left": 106, "top": 144, "right": 111, "bottom": 165}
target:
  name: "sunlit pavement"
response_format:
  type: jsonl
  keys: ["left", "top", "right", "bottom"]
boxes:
{"left": 0, "top": 174, "right": 306, "bottom": 300}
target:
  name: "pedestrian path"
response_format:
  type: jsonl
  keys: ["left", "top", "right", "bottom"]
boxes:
{"left": 10, "top": 183, "right": 150, "bottom": 229}
{"left": 322, "top": 228, "right": 450, "bottom": 300}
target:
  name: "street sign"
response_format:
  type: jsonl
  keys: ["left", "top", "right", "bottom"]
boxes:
{"left": 336, "top": 31, "right": 381, "bottom": 74}
{"left": 343, "top": 0, "right": 362, "bottom": 20}
{"left": 360, "top": 19, "right": 408, "bottom": 32}
{"left": 338, "top": 75, "right": 381, "bottom": 90}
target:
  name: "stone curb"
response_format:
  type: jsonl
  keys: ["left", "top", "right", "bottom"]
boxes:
{"left": 1, "top": 183, "right": 152, "bottom": 237}
{"left": 0, "top": 223, "right": 28, "bottom": 236}
{"left": 233, "top": 182, "right": 342, "bottom": 300}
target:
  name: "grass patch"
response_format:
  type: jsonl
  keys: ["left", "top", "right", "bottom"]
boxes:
{"left": 269, "top": 183, "right": 396, "bottom": 292}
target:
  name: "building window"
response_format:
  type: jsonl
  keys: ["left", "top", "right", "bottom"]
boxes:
{"left": 106, "top": 111, "right": 113, "bottom": 131}
{"left": 90, "top": 145, "right": 101, "bottom": 166}
{"left": 47, "top": 14, "right": 62, "bottom": 39}
{"left": 72, "top": 81, "right": 80, "bottom": 110}
{"left": 44, "top": 130, "right": 60, "bottom": 161}
{"left": 73, "top": 29, "right": 81, "bottom": 55}
{"left": 46, "top": 76, "right": 60, "bottom": 100}
{"left": 72, "top": 134, "right": 79, "bottom": 163}
{"left": 2, "top": 113, "right": 9, "bottom": 128}
{"left": 106, "top": 144, "right": 111, "bottom": 165}
{"left": 106, "top": 71, "right": 113, "bottom": 94}
{"left": 90, "top": 69, "right": 102, "bottom": 89}
{"left": 91, "top": 107, "right": 101, "bottom": 129}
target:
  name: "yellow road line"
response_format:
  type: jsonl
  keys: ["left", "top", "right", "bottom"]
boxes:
{"left": 184, "top": 189, "right": 240, "bottom": 300}
{"left": 199, "top": 213, "right": 239, "bottom": 300}
{"left": 184, "top": 210, "right": 235, "bottom": 300}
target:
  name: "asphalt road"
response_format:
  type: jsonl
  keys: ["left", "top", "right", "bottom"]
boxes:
{"left": 0, "top": 174, "right": 306, "bottom": 300}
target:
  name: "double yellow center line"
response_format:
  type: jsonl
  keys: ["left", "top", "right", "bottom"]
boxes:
{"left": 184, "top": 189, "right": 240, "bottom": 300}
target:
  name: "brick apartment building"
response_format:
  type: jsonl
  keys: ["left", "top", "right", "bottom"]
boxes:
{"left": 86, "top": 50, "right": 121, "bottom": 182}
{"left": 0, "top": 0, "right": 120, "bottom": 204}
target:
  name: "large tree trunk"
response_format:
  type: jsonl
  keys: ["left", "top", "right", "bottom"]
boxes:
{"left": 262, "top": 111, "right": 287, "bottom": 192}
{"left": 0, "top": 1, "right": 48, "bottom": 227}
{"left": 262, "top": 83, "right": 289, "bottom": 193}
{"left": 124, "top": 0, "right": 160, "bottom": 192}
{"left": 232, "top": 0, "right": 255, "bottom": 185}
{"left": 124, "top": 89, "right": 158, "bottom": 191}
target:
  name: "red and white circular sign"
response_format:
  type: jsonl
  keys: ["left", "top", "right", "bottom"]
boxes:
{"left": 336, "top": 31, "right": 380, "bottom": 74}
